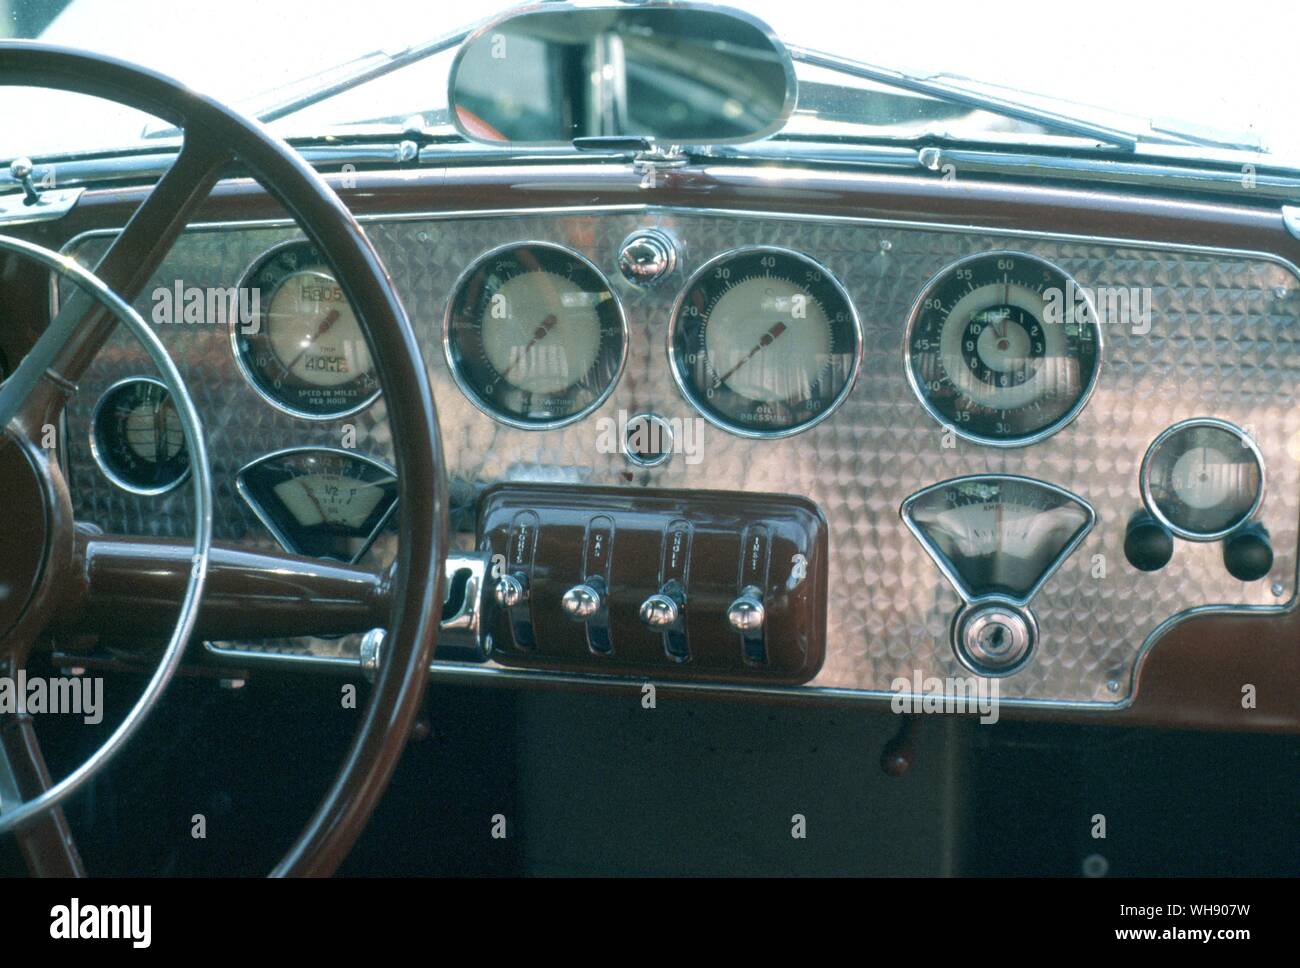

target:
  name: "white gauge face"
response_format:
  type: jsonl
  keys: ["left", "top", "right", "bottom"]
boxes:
{"left": 123, "top": 399, "right": 184, "bottom": 462}
{"left": 1143, "top": 422, "right": 1263, "bottom": 538}
{"left": 272, "top": 473, "right": 388, "bottom": 529}
{"left": 1169, "top": 446, "right": 1237, "bottom": 509}
{"left": 479, "top": 271, "right": 602, "bottom": 396}
{"left": 265, "top": 270, "right": 372, "bottom": 389}
{"left": 938, "top": 282, "right": 1068, "bottom": 411}
{"left": 701, "top": 275, "right": 833, "bottom": 404}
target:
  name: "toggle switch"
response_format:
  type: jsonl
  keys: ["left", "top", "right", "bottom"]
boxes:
{"left": 727, "top": 586, "right": 765, "bottom": 633}
{"left": 639, "top": 593, "right": 680, "bottom": 628}
{"left": 561, "top": 581, "right": 604, "bottom": 620}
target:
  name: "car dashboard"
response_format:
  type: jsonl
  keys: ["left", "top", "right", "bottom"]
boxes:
{"left": 39, "top": 163, "right": 1300, "bottom": 725}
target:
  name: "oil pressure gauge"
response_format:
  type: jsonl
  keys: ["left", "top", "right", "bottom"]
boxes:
{"left": 1141, "top": 418, "right": 1263, "bottom": 540}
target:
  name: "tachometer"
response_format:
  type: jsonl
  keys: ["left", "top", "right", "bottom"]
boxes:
{"left": 444, "top": 242, "right": 627, "bottom": 428}
{"left": 233, "top": 240, "right": 380, "bottom": 419}
{"left": 669, "top": 247, "right": 861, "bottom": 437}
{"left": 905, "top": 252, "right": 1101, "bottom": 446}
{"left": 90, "top": 377, "right": 190, "bottom": 494}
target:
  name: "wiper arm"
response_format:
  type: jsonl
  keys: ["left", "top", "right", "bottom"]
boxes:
{"left": 786, "top": 45, "right": 1149, "bottom": 152}
{"left": 142, "top": 16, "right": 491, "bottom": 141}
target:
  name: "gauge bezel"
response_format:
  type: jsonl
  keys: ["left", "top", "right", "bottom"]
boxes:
{"left": 667, "top": 245, "right": 864, "bottom": 439}
{"left": 902, "top": 250, "right": 1104, "bottom": 448}
{"left": 231, "top": 238, "right": 383, "bottom": 421}
{"left": 1139, "top": 417, "right": 1266, "bottom": 542}
{"left": 900, "top": 474, "right": 1097, "bottom": 608}
{"left": 235, "top": 445, "right": 399, "bottom": 564}
{"left": 442, "top": 240, "right": 629, "bottom": 430}
{"left": 89, "top": 375, "right": 192, "bottom": 496}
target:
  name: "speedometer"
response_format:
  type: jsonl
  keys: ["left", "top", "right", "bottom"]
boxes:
{"left": 669, "top": 247, "right": 861, "bottom": 437}
{"left": 233, "top": 240, "right": 380, "bottom": 419}
{"left": 905, "top": 252, "right": 1101, "bottom": 446}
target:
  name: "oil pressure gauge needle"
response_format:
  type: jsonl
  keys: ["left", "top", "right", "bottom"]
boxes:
{"left": 500, "top": 314, "right": 558, "bottom": 381}
{"left": 718, "top": 319, "right": 788, "bottom": 385}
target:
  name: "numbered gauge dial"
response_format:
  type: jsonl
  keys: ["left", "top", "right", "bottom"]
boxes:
{"left": 1141, "top": 419, "right": 1264, "bottom": 540}
{"left": 91, "top": 378, "right": 190, "bottom": 494}
{"left": 237, "top": 448, "right": 398, "bottom": 562}
{"left": 906, "top": 252, "right": 1101, "bottom": 445}
{"left": 234, "top": 241, "right": 380, "bottom": 418}
{"left": 444, "top": 243, "right": 626, "bottom": 428}
{"left": 669, "top": 247, "right": 861, "bottom": 437}
{"left": 902, "top": 475, "right": 1095, "bottom": 602}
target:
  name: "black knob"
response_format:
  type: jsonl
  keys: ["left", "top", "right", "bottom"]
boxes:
{"left": 1125, "top": 514, "right": 1173, "bottom": 572}
{"left": 1223, "top": 525, "right": 1272, "bottom": 582}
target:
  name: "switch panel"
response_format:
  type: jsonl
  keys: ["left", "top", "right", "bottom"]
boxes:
{"left": 478, "top": 484, "right": 827, "bottom": 684}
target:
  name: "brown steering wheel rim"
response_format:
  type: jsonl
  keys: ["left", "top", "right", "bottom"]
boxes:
{"left": 0, "top": 42, "right": 447, "bottom": 877}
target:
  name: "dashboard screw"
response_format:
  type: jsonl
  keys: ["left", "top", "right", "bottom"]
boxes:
{"left": 1106, "top": 678, "right": 1121, "bottom": 693}
{"left": 1274, "top": 286, "right": 1288, "bottom": 299}
{"left": 879, "top": 239, "right": 892, "bottom": 252}
{"left": 1271, "top": 581, "right": 1285, "bottom": 597}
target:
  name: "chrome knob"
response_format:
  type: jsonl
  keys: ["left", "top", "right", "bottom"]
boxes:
{"left": 639, "top": 593, "right": 679, "bottom": 628}
{"left": 726, "top": 587, "right": 765, "bottom": 633}
{"left": 617, "top": 229, "right": 676, "bottom": 287}
{"left": 493, "top": 573, "right": 527, "bottom": 608}
{"left": 561, "top": 583, "right": 602, "bottom": 620}
{"left": 8, "top": 157, "right": 41, "bottom": 205}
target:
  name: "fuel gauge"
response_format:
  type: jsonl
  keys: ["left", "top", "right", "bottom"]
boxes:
{"left": 237, "top": 448, "right": 398, "bottom": 562}
{"left": 1141, "top": 418, "right": 1263, "bottom": 540}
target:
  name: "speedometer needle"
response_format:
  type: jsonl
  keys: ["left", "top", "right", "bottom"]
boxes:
{"left": 285, "top": 309, "right": 341, "bottom": 372}
{"left": 718, "top": 320, "right": 787, "bottom": 385}
{"left": 500, "top": 314, "right": 558, "bottom": 381}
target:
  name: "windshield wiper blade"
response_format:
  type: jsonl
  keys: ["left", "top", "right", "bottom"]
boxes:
{"left": 786, "top": 45, "right": 1148, "bottom": 152}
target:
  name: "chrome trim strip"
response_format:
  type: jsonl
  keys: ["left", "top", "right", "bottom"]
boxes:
{"left": 901, "top": 249, "right": 1104, "bottom": 448}
{"left": 88, "top": 375, "right": 193, "bottom": 496}
{"left": 440, "top": 239, "right": 630, "bottom": 430}
{"left": 1138, "top": 417, "right": 1267, "bottom": 542}
{"left": 234, "top": 445, "right": 398, "bottom": 564}
{"left": 665, "top": 244, "right": 864, "bottom": 439}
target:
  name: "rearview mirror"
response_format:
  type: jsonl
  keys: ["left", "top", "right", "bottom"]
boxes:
{"left": 448, "top": 2, "right": 796, "bottom": 146}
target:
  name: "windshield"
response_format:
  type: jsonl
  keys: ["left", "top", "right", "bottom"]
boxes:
{"left": 4, "top": 0, "right": 1297, "bottom": 165}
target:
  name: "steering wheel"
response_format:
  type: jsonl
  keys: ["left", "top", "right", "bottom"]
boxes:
{"left": 0, "top": 43, "right": 447, "bottom": 876}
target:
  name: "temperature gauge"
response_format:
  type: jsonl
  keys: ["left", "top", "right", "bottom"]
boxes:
{"left": 237, "top": 448, "right": 398, "bottom": 562}
{"left": 1141, "top": 419, "right": 1263, "bottom": 540}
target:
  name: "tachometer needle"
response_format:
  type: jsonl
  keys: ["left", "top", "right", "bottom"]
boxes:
{"left": 719, "top": 320, "right": 787, "bottom": 385}
{"left": 285, "top": 309, "right": 341, "bottom": 372}
{"left": 500, "top": 314, "right": 558, "bottom": 380}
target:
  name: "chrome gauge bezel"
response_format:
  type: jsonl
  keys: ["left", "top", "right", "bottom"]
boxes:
{"left": 89, "top": 375, "right": 192, "bottom": 496}
{"left": 235, "top": 446, "right": 399, "bottom": 564}
{"left": 903, "top": 250, "right": 1104, "bottom": 448}
{"left": 666, "top": 245, "right": 863, "bottom": 439}
{"left": 231, "top": 238, "right": 383, "bottom": 421}
{"left": 442, "top": 240, "right": 629, "bottom": 430}
{"left": 1139, "top": 417, "right": 1266, "bottom": 542}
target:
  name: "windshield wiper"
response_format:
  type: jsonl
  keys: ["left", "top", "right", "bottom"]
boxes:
{"left": 785, "top": 45, "right": 1259, "bottom": 154}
